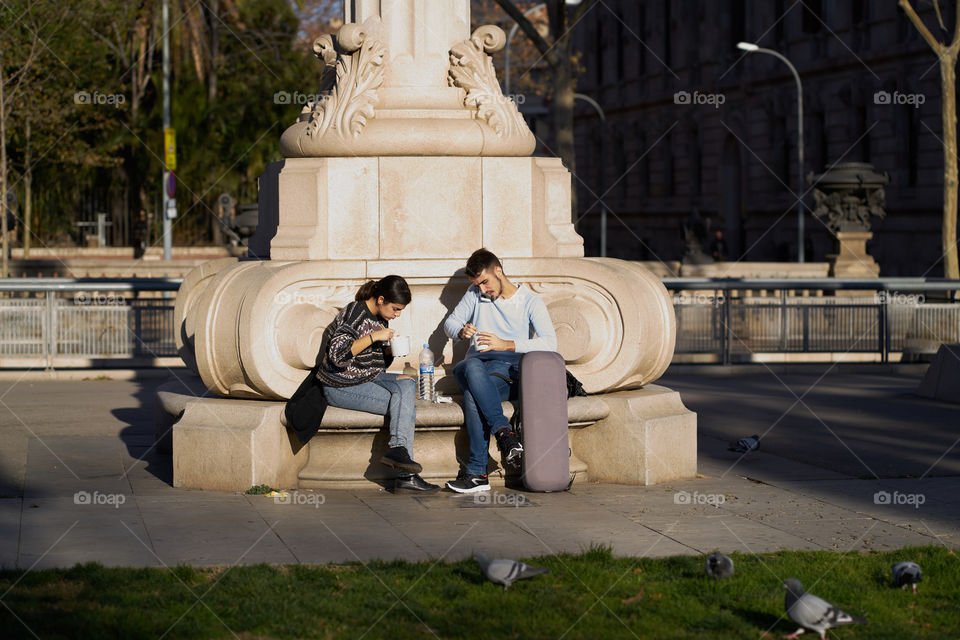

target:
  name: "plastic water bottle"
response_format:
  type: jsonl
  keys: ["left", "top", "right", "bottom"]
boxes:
{"left": 418, "top": 343, "right": 435, "bottom": 402}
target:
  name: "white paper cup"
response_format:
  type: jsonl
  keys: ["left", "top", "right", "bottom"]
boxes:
{"left": 390, "top": 335, "right": 410, "bottom": 357}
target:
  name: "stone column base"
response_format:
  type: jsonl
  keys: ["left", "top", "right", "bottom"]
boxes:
{"left": 571, "top": 385, "right": 697, "bottom": 485}
{"left": 158, "top": 382, "right": 697, "bottom": 491}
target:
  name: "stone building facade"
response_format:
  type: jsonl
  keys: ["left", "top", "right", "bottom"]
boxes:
{"left": 568, "top": 0, "right": 948, "bottom": 276}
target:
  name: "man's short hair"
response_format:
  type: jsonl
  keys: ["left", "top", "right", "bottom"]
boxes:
{"left": 465, "top": 248, "right": 502, "bottom": 279}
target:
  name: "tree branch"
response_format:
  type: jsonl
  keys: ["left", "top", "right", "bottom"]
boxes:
{"left": 952, "top": 0, "right": 960, "bottom": 55}
{"left": 899, "top": 0, "right": 948, "bottom": 54}
{"left": 491, "top": 0, "right": 553, "bottom": 56}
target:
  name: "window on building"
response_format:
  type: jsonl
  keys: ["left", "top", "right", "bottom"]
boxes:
{"left": 802, "top": 0, "right": 823, "bottom": 34}
{"left": 813, "top": 111, "right": 827, "bottom": 174}
{"left": 904, "top": 105, "right": 919, "bottom": 187}
{"left": 852, "top": 105, "right": 871, "bottom": 162}
{"left": 852, "top": 0, "right": 866, "bottom": 25}
{"left": 665, "top": 132, "right": 675, "bottom": 197}
{"left": 636, "top": 4, "right": 646, "bottom": 75}
{"left": 595, "top": 124, "right": 606, "bottom": 194}
{"left": 774, "top": 0, "right": 786, "bottom": 44}
{"left": 595, "top": 17, "right": 604, "bottom": 84}
{"left": 614, "top": 132, "right": 627, "bottom": 202}
{"left": 772, "top": 114, "right": 791, "bottom": 186}
{"left": 663, "top": 0, "right": 671, "bottom": 67}
{"left": 691, "top": 126, "right": 702, "bottom": 197}
{"left": 728, "top": 0, "right": 746, "bottom": 52}
{"left": 616, "top": 11, "right": 625, "bottom": 80}
{"left": 636, "top": 124, "right": 649, "bottom": 200}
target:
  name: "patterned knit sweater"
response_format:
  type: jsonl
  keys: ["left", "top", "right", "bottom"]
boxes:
{"left": 315, "top": 300, "right": 394, "bottom": 387}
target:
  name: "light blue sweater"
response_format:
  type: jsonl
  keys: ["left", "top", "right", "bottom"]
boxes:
{"left": 443, "top": 284, "right": 557, "bottom": 354}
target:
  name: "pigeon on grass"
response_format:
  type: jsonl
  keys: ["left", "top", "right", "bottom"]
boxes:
{"left": 892, "top": 561, "right": 922, "bottom": 593}
{"left": 783, "top": 578, "right": 867, "bottom": 639}
{"left": 729, "top": 434, "right": 760, "bottom": 453}
{"left": 705, "top": 552, "right": 734, "bottom": 579}
{"left": 474, "top": 551, "right": 549, "bottom": 589}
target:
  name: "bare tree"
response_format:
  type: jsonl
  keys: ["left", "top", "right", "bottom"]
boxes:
{"left": 491, "top": 0, "right": 598, "bottom": 223}
{"left": 900, "top": 0, "right": 960, "bottom": 279}
{"left": 0, "top": 2, "right": 54, "bottom": 277}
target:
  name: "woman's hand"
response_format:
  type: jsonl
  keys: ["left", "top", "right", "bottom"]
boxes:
{"left": 396, "top": 375, "right": 414, "bottom": 381}
{"left": 370, "top": 327, "right": 395, "bottom": 343}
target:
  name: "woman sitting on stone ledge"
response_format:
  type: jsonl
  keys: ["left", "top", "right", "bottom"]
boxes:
{"left": 314, "top": 275, "right": 439, "bottom": 493}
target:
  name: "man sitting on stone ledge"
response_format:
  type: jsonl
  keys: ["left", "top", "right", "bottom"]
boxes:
{"left": 443, "top": 248, "right": 558, "bottom": 493}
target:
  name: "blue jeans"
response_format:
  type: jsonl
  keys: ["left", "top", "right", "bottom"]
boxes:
{"left": 453, "top": 353, "right": 522, "bottom": 475}
{"left": 323, "top": 373, "right": 417, "bottom": 456}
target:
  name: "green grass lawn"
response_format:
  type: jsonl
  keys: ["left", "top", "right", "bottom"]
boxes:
{"left": 1, "top": 546, "right": 956, "bottom": 639}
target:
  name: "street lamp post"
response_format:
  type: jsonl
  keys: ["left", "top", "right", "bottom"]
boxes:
{"left": 162, "top": 0, "right": 173, "bottom": 261}
{"left": 737, "top": 41, "right": 805, "bottom": 262}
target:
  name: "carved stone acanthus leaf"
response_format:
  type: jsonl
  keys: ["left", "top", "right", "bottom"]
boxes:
{"left": 449, "top": 25, "right": 529, "bottom": 138}
{"left": 301, "top": 18, "right": 386, "bottom": 141}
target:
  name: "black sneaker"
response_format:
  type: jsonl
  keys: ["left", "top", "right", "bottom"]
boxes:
{"left": 392, "top": 474, "right": 440, "bottom": 493}
{"left": 445, "top": 471, "right": 490, "bottom": 493}
{"left": 380, "top": 446, "right": 423, "bottom": 474}
{"left": 494, "top": 428, "right": 523, "bottom": 465}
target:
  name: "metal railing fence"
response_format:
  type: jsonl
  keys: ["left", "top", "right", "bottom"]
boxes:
{"left": 665, "top": 278, "right": 960, "bottom": 364}
{"left": 1, "top": 277, "right": 958, "bottom": 368}
{"left": 0, "top": 279, "right": 181, "bottom": 368}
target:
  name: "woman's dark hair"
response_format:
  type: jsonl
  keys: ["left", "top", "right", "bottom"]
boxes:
{"left": 355, "top": 275, "right": 412, "bottom": 304}
{"left": 465, "top": 247, "right": 502, "bottom": 278}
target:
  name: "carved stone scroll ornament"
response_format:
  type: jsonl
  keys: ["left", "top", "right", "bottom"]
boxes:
{"left": 449, "top": 25, "right": 530, "bottom": 139}
{"left": 299, "top": 17, "right": 387, "bottom": 142}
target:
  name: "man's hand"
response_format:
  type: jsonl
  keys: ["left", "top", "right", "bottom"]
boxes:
{"left": 475, "top": 331, "right": 514, "bottom": 352}
{"left": 459, "top": 323, "right": 478, "bottom": 340}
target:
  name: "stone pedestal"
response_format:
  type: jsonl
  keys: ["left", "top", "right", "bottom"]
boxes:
{"left": 255, "top": 156, "right": 582, "bottom": 262}
{"left": 827, "top": 231, "right": 880, "bottom": 278}
{"left": 158, "top": 380, "right": 696, "bottom": 491}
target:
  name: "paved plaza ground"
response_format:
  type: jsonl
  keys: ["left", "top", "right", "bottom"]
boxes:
{"left": 0, "top": 364, "right": 957, "bottom": 569}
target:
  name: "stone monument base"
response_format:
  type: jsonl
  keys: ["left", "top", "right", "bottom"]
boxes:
{"left": 827, "top": 231, "right": 880, "bottom": 279}
{"left": 156, "top": 376, "right": 697, "bottom": 491}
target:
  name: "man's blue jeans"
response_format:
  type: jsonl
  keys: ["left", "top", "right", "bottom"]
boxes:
{"left": 323, "top": 372, "right": 417, "bottom": 456}
{"left": 453, "top": 353, "right": 522, "bottom": 475}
